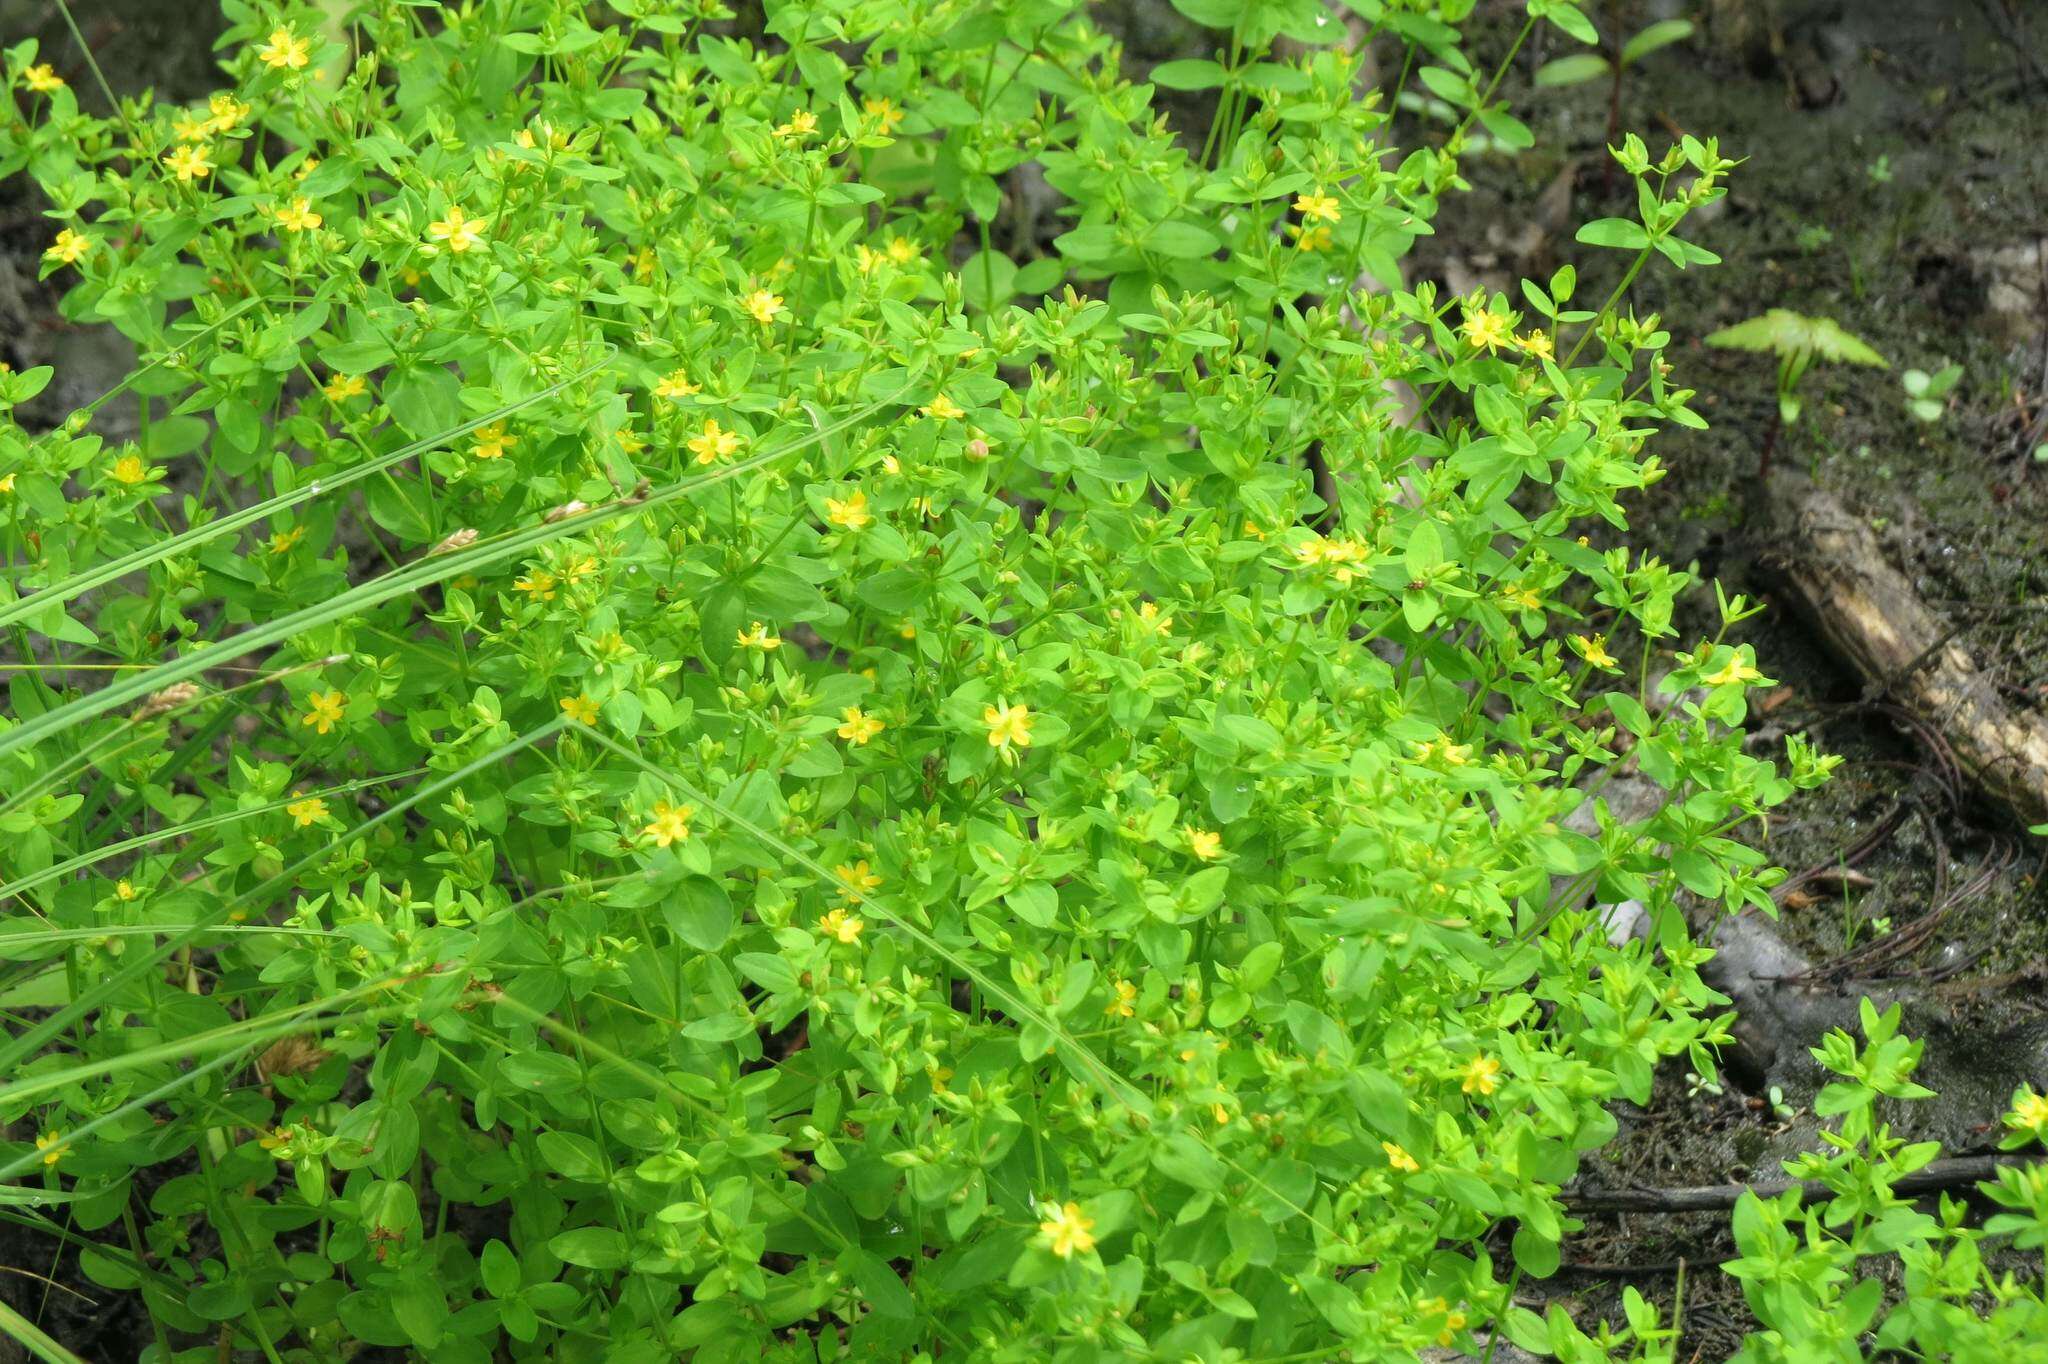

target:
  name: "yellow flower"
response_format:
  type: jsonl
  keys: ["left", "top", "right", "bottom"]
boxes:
{"left": 837, "top": 706, "right": 884, "bottom": 746}
{"left": 322, "top": 373, "right": 367, "bottom": 402}
{"left": 294, "top": 157, "right": 320, "bottom": 180}
{"left": 110, "top": 455, "right": 150, "bottom": 485}
{"left": 1462, "top": 307, "right": 1511, "bottom": 353}
{"left": 274, "top": 196, "right": 322, "bottom": 233}
{"left": 1516, "top": 329, "right": 1555, "bottom": 362}
{"left": 286, "top": 795, "right": 329, "bottom": 827}
{"left": 21, "top": 64, "right": 63, "bottom": 94}
{"left": 268, "top": 526, "right": 305, "bottom": 554}
{"left": 1104, "top": 979, "right": 1138, "bottom": 1018}
{"left": 35, "top": 1131, "right": 66, "bottom": 1166}
{"left": 1288, "top": 222, "right": 1334, "bottom": 251}
{"left": 775, "top": 109, "right": 818, "bottom": 139}
{"left": 687, "top": 418, "right": 740, "bottom": 464}
{"left": 513, "top": 570, "right": 557, "bottom": 600}
{"left": 641, "top": 800, "right": 695, "bottom": 848}
{"left": 1415, "top": 736, "right": 1472, "bottom": 766}
{"left": 257, "top": 27, "right": 312, "bottom": 70}
{"left": 825, "top": 489, "right": 872, "bottom": 531}
{"left": 854, "top": 244, "right": 884, "bottom": 275}
{"left": 1136, "top": 601, "right": 1172, "bottom": 634}
{"left": 45, "top": 228, "right": 91, "bottom": 266}
{"left": 2008, "top": 1088, "right": 2048, "bottom": 1135}
{"left": 173, "top": 111, "right": 213, "bottom": 142}
{"left": 921, "top": 394, "right": 964, "bottom": 421}
{"left": 559, "top": 695, "right": 599, "bottom": 725}
{"left": 1418, "top": 1298, "right": 1468, "bottom": 1347}
{"left": 886, "top": 236, "right": 918, "bottom": 265}
{"left": 616, "top": 427, "right": 646, "bottom": 455}
{"left": 0, "top": 472, "right": 14, "bottom": 495}
{"left": 833, "top": 859, "right": 882, "bottom": 903}
{"left": 863, "top": 96, "right": 905, "bottom": 134}
{"left": 301, "top": 689, "right": 347, "bottom": 735}
{"left": 1571, "top": 633, "right": 1619, "bottom": 670}
{"left": 1382, "top": 1141, "right": 1420, "bottom": 1173}
{"left": 1460, "top": 1055, "right": 1502, "bottom": 1096}
{"left": 427, "top": 205, "right": 486, "bottom": 254}
{"left": 819, "top": 907, "right": 864, "bottom": 943}
{"left": 207, "top": 94, "right": 250, "bottom": 133}
{"left": 1498, "top": 585, "right": 1543, "bottom": 612}
{"left": 742, "top": 288, "right": 785, "bottom": 325}
{"left": 163, "top": 144, "right": 214, "bottom": 182}
{"left": 737, "top": 621, "right": 781, "bottom": 651}
{"left": 472, "top": 421, "right": 516, "bottom": 461}
{"left": 983, "top": 700, "right": 1033, "bottom": 753}
{"left": 1037, "top": 1200, "right": 1096, "bottom": 1259}
{"left": 654, "top": 369, "right": 699, "bottom": 399}
{"left": 1185, "top": 826, "right": 1222, "bottom": 861}
{"left": 115, "top": 879, "right": 136, "bottom": 901}
{"left": 1702, "top": 653, "right": 1764, "bottom": 688}
{"left": 1294, "top": 190, "right": 1342, "bottom": 223}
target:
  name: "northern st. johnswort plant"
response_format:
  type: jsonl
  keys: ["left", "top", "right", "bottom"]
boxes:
{"left": 1, "top": 1, "right": 2043, "bottom": 1360}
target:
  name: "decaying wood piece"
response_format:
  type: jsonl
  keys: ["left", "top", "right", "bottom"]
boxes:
{"left": 1759, "top": 470, "right": 2048, "bottom": 828}
{"left": 1567, "top": 1152, "right": 2039, "bottom": 1215}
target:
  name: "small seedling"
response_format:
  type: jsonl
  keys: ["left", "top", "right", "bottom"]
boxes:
{"left": 1534, "top": 17, "right": 1694, "bottom": 176}
{"left": 1902, "top": 362, "right": 1962, "bottom": 423}
{"left": 1705, "top": 308, "right": 1888, "bottom": 476}
{"left": 1865, "top": 154, "right": 1893, "bottom": 185}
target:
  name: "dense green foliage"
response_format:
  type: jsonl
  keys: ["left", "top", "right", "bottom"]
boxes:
{"left": 0, "top": 0, "right": 2042, "bottom": 1360}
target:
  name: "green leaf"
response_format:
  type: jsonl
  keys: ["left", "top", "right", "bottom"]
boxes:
{"left": 1534, "top": 53, "right": 1610, "bottom": 87}
{"left": 1620, "top": 19, "right": 1694, "bottom": 67}
{"left": 549, "top": 1227, "right": 631, "bottom": 1269}
{"left": 1575, "top": 217, "right": 1650, "bottom": 250}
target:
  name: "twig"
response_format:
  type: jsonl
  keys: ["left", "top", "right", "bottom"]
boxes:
{"left": 1567, "top": 1153, "right": 2038, "bottom": 1215}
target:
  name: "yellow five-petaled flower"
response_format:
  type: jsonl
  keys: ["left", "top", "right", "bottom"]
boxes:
{"left": 819, "top": 907, "right": 863, "bottom": 943}
{"left": 274, "top": 196, "right": 322, "bottom": 233}
{"left": 472, "top": 421, "right": 516, "bottom": 460}
{"left": 1294, "top": 190, "right": 1341, "bottom": 224}
{"left": 1104, "top": 979, "right": 1137, "bottom": 1018}
{"left": 427, "top": 205, "right": 486, "bottom": 254}
{"left": 1185, "top": 826, "right": 1222, "bottom": 861}
{"left": 36, "top": 1131, "right": 66, "bottom": 1166}
{"left": 323, "top": 373, "right": 367, "bottom": 402}
{"left": 1460, "top": 1054, "right": 1502, "bottom": 1096}
{"left": 1571, "top": 633, "right": 1619, "bottom": 670}
{"left": 257, "top": 26, "right": 312, "bottom": 70}
{"left": 302, "top": 689, "right": 346, "bottom": 735}
{"left": 742, "top": 288, "right": 785, "bottom": 325}
{"left": 1702, "top": 653, "right": 1764, "bottom": 688}
{"left": 837, "top": 706, "right": 884, "bottom": 746}
{"left": 1382, "top": 1141, "right": 1420, "bottom": 1173}
{"left": 1462, "top": 307, "right": 1511, "bottom": 353}
{"left": 825, "top": 489, "right": 872, "bottom": 531}
{"left": 983, "top": 700, "right": 1033, "bottom": 753}
{"left": 559, "top": 695, "right": 599, "bottom": 726}
{"left": 2008, "top": 1088, "right": 2048, "bottom": 1135}
{"left": 1037, "top": 1200, "right": 1096, "bottom": 1259}
{"left": 45, "top": 228, "right": 91, "bottom": 266}
{"left": 286, "top": 795, "right": 328, "bottom": 827}
{"left": 641, "top": 801, "right": 695, "bottom": 848}
{"left": 687, "top": 418, "right": 740, "bottom": 464}
{"left": 737, "top": 621, "right": 781, "bottom": 651}
{"left": 833, "top": 860, "right": 882, "bottom": 903}
{"left": 110, "top": 455, "right": 150, "bottom": 486}
{"left": 653, "top": 369, "right": 699, "bottom": 400}
{"left": 163, "top": 144, "right": 214, "bottom": 183}
{"left": 21, "top": 64, "right": 64, "bottom": 94}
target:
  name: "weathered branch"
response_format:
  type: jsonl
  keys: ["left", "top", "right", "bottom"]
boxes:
{"left": 1567, "top": 1152, "right": 2038, "bottom": 1215}
{"left": 1759, "top": 470, "right": 2048, "bottom": 828}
